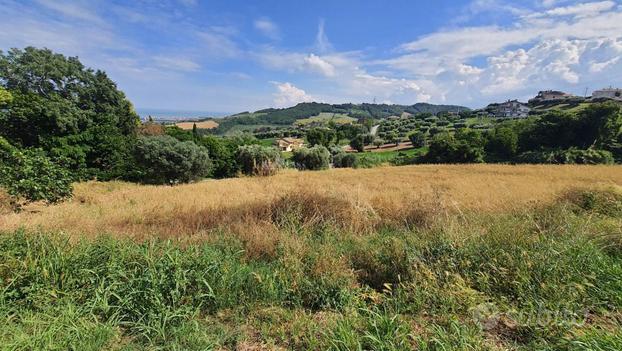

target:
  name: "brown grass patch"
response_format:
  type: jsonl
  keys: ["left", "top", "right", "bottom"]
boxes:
{"left": 2, "top": 164, "right": 621, "bottom": 239}
{"left": 175, "top": 120, "right": 219, "bottom": 130}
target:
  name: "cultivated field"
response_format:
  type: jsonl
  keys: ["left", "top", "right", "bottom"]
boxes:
{"left": 175, "top": 120, "right": 219, "bottom": 130}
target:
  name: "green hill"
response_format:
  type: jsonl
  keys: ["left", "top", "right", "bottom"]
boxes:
{"left": 212, "top": 102, "right": 470, "bottom": 134}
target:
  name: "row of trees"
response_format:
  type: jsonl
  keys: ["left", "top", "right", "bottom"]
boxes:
{"left": 418, "top": 103, "right": 622, "bottom": 164}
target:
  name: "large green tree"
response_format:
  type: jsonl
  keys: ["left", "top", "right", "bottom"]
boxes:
{"left": 0, "top": 47, "right": 140, "bottom": 179}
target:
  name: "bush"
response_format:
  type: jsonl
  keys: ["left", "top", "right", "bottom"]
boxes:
{"left": 517, "top": 148, "right": 614, "bottom": 165}
{"left": 198, "top": 135, "right": 239, "bottom": 178}
{"left": 0, "top": 137, "right": 73, "bottom": 205}
{"left": 236, "top": 144, "right": 282, "bottom": 176}
{"left": 408, "top": 131, "right": 426, "bottom": 148}
{"left": 133, "top": 135, "right": 212, "bottom": 184}
{"left": 292, "top": 145, "right": 331, "bottom": 171}
{"left": 424, "top": 132, "right": 484, "bottom": 163}
{"left": 332, "top": 152, "right": 356, "bottom": 168}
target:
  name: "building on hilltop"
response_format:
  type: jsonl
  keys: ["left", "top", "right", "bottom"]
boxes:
{"left": 592, "top": 87, "right": 622, "bottom": 101}
{"left": 529, "top": 90, "right": 576, "bottom": 103}
{"left": 493, "top": 100, "right": 531, "bottom": 119}
{"left": 275, "top": 137, "right": 304, "bottom": 152}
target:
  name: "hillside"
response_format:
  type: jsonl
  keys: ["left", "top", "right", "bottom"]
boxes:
{"left": 528, "top": 97, "right": 622, "bottom": 113}
{"left": 211, "top": 102, "right": 470, "bottom": 134}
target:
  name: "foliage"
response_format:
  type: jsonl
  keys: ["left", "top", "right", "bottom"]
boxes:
{"left": 372, "top": 138, "right": 385, "bottom": 148}
{"left": 133, "top": 135, "right": 212, "bottom": 185}
{"left": 0, "top": 47, "right": 140, "bottom": 178}
{"left": 408, "top": 131, "right": 426, "bottom": 148}
{"left": 332, "top": 152, "right": 357, "bottom": 168}
{"left": 485, "top": 126, "right": 519, "bottom": 160}
{"left": 424, "top": 131, "right": 485, "bottom": 163}
{"left": 517, "top": 148, "right": 615, "bottom": 165}
{"left": 198, "top": 135, "right": 239, "bottom": 178}
{"left": 0, "top": 137, "right": 72, "bottom": 204}
{"left": 236, "top": 144, "right": 282, "bottom": 176}
{"left": 349, "top": 135, "right": 366, "bottom": 152}
{"left": 292, "top": 145, "right": 331, "bottom": 171}
{"left": 0, "top": 86, "right": 12, "bottom": 106}
{"left": 306, "top": 127, "right": 336, "bottom": 147}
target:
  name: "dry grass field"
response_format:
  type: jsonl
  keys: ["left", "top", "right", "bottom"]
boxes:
{"left": 3, "top": 164, "right": 622, "bottom": 350}
{"left": 175, "top": 120, "right": 219, "bottom": 130}
{"left": 3, "top": 164, "right": 621, "bottom": 240}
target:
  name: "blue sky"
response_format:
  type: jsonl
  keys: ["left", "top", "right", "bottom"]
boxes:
{"left": 1, "top": 0, "right": 622, "bottom": 114}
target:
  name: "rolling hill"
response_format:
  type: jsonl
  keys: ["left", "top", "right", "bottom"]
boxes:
{"left": 209, "top": 102, "right": 470, "bottom": 134}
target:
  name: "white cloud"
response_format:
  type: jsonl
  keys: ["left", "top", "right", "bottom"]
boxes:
{"left": 315, "top": 19, "right": 332, "bottom": 53}
{"left": 197, "top": 27, "right": 240, "bottom": 58}
{"left": 152, "top": 56, "right": 201, "bottom": 72}
{"left": 34, "top": 0, "right": 104, "bottom": 24}
{"left": 254, "top": 18, "right": 280, "bottom": 40}
{"left": 541, "top": 1, "right": 616, "bottom": 18}
{"left": 304, "top": 54, "right": 336, "bottom": 77}
{"left": 272, "top": 82, "right": 314, "bottom": 107}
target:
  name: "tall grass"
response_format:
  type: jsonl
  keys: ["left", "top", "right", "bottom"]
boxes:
{"left": 2, "top": 164, "right": 621, "bottom": 240}
{"left": 1, "top": 186, "right": 621, "bottom": 350}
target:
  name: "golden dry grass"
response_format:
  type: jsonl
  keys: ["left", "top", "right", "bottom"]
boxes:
{"left": 175, "top": 120, "right": 219, "bottom": 130}
{"left": 2, "top": 164, "right": 621, "bottom": 240}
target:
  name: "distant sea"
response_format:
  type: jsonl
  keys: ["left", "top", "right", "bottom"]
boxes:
{"left": 136, "top": 108, "right": 232, "bottom": 121}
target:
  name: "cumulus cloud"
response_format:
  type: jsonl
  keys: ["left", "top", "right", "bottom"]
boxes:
{"left": 272, "top": 82, "right": 314, "bottom": 107}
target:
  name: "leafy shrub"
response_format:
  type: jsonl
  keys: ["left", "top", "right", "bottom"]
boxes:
{"left": 485, "top": 127, "right": 518, "bottom": 159}
{"left": 198, "top": 135, "right": 239, "bottom": 178}
{"left": 133, "top": 135, "right": 212, "bottom": 184}
{"left": 517, "top": 148, "right": 614, "bottom": 165}
{"left": 0, "top": 137, "right": 73, "bottom": 205}
{"left": 236, "top": 144, "right": 282, "bottom": 176}
{"left": 305, "top": 128, "right": 336, "bottom": 147}
{"left": 424, "top": 132, "right": 485, "bottom": 163}
{"left": 408, "top": 131, "right": 427, "bottom": 148}
{"left": 292, "top": 145, "right": 330, "bottom": 171}
{"left": 353, "top": 154, "right": 383, "bottom": 169}
{"left": 333, "top": 152, "right": 357, "bottom": 168}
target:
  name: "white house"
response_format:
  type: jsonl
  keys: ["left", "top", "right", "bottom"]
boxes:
{"left": 592, "top": 87, "right": 622, "bottom": 101}
{"left": 494, "top": 100, "right": 530, "bottom": 119}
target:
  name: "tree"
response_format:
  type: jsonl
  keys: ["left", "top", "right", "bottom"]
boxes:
{"left": 306, "top": 128, "right": 336, "bottom": 147}
{"left": 373, "top": 138, "right": 385, "bottom": 149}
{"left": 387, "top": 131, "right": 400, "bottom": 146}
{"left": 236, "top": 145, "right": 282, "bottom": 176}
{"left": 424, "top": 132, "right": 484, "bottom": 163}
{"left": 198, "top": 135, "right": 239, "bottom": 178}
{"left": 0, "top": 47, "right": 140, "bottom": 178}
{"left": 408, "top": 131, "right": 426, "bottom": 148}
{"left": 133, "top": 135, "right": 212, "bottom": 185}
{"left": 485, "top": 127, "right": 518, "bottom": 160}
{"left": 292, "top": 145, "right": 331, "bottom": 170}
{"left": 192, "top": 123, "right": 198, "bottom": 139}
{"left": 349, "top": 135, "right": 365, "bottom": 152}
{"left": 0, "top": 137, "right": 73, "bottom": 205}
